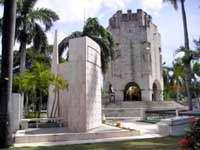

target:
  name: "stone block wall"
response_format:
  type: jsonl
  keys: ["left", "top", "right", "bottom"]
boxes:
{"left": 105, "top": 9, "right": 163, "bottom": 102}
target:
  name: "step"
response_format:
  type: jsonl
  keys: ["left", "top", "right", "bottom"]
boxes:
{"left": 103, "top": 101, "right": 187, "bottom": 109}
{"left": 15, "top": 125, "right": 140, "bottom": 144}
{"left": 102, "top": 101, "right": 187, "bottom": 118}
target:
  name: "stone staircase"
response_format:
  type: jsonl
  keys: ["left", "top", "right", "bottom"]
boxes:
{"left": 103, "top": 101, "right": 188, "bottom": 118}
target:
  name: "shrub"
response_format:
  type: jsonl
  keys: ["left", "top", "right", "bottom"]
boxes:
{"left": 178, "top": 117, "right": 200, "bottom": 150}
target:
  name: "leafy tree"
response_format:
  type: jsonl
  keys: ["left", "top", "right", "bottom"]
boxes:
{"left": 166, "top": 45, "right": 199, "bottom": 103}
{"left": 14, "top": 62, "right": 67, "bottom": 117}
{"left": 163, "top": 0, "right": 194, "bottom": 110}
{"left": 13, "top": 46, "right": 53, "bottom": 71}
{"left": 0, "top": 0, "right": 59, "bottom": 72}
{"left": 59, "top": 17, "right": 115, "bottom": 74}
{"left": 193, "top": 62, "right": 200, "bottom": 77}
{"left": 163, "top": 63, "right": 185, "bottom": 101}
{"left": 163, "top": 66, "right": 173, "bottom": 100}
{"left": 172, "top": 58, "right": 185, "bottom": 101}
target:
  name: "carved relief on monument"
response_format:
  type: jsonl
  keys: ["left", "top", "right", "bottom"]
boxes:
{"left": 87, "top": 46, "right": 101, "bottom": 67}
{"left": 142, "top": 41, "right": 152, "bottom": 74}
{"left": 112, "top": 62, "right": 122, "bottom": 79}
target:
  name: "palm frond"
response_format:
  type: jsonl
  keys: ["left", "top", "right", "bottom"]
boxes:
{"left": 0, "top": 0, "right": 4, "bottom": 5}
{"left": 191, "top": 51, "right": 200, "bottom": 60}
{"left": 15, "top": 16, "right": 23, "bottom": 41}
{"left": 32, "top": 23, "right": 48, "bottom": 53}
{"left": 175, "top": 46, "right": 187, "bottom": 54}
{"left": 29, "top": 8, "right": 59, "bottom": 31}
{"left": 21, "top": 0, "right": 38, "bottom": 15}
{"left": 58, "top": 31, "right": 83, "bottom": 57}
{"left": 83, "top": 17, "right": 100, "bottom": 36}
{"left": 163, "top": 0, "right": 179, "bottom": 10}
{"left": 193, "top": 62, "right": 200, "bottom": 76}
{"left": 59, "top": 17, "right": 115, "bottom": 73}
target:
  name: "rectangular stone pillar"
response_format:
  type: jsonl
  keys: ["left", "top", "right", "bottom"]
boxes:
{"left": 9, "top": 93, "right": 23, "bottom": 133}
{"left": 67, "top": 37, "right": 102, "bottom": 132}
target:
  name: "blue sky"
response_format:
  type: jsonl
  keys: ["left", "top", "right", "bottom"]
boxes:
{"left": 1, "top": 0, "right": 200, "bottom": 66}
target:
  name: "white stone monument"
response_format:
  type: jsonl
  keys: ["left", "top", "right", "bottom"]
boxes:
{"left": 48, "top": 33, "right": 102, "bottom": 132}
{"left": 9, "top": 93, "right": 23, "bottom": 132}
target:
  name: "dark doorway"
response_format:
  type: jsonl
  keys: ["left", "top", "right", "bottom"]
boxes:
{"left": 152, "top": 80, "right": 161, "bottom": 101}
{"left": 124, "top": 82, "right": 141, "bottom": 101}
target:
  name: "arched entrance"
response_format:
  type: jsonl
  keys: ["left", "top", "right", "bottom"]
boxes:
{"left": 124, "top": 82, "right": 141, "bottom": 101}
{"left": 152, "top": 80, "right": 161, "bottom": 101}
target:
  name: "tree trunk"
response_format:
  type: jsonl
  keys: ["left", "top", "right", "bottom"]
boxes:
{"left": 25, "top": 94, "right": 29, "bottom": 117}
{"left": 57, "top": 89, "right": 60, "bottom": 117}
{"left": 181, "top": 0, "right": 190, "bottom": 49}
{"left": 19, "top": 41, "right": 26, "bottom": 72}
{"left": 38, "top": 92, "right": 43, "bottom": 118}
{"left": 185, "top": 63, "right": 193, "bottom": 110}
{"left": 0, "top": 0, "right": 16, "bottom": 148}
{"left": 181, "top": 0, "right": 193, "bottom": 110}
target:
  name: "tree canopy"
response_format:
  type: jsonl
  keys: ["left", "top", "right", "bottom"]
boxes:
{"left": 59, "top": 17, "right": 115, "bottom": 74}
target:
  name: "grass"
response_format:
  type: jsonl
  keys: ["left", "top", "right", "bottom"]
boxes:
{"left": 11, "top": 136, "right": 181, "bottom": 150}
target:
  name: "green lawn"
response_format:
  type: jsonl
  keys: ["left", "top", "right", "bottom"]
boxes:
{"left": 11, "top": 136, "right": 181, "bottom": 150}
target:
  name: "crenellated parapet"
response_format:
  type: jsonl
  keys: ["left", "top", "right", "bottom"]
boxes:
{"left": 109, "top": 9, "right": 153, "bottom": 29}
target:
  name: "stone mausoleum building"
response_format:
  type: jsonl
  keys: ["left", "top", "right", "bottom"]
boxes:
{"left": 104, "top": 9, "right": 163, "bottom": 102}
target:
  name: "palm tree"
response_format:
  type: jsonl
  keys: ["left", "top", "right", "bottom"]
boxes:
{"left": 172, "top": 58, "right": 185, "bottom": 101}
{"left": 13, "top": 46, "right": 52, "bottom": 72}
{"left": 59, "top": 18, "right": 115, "bottom": 74}
{"left": 163, "top": 0, "right": 194, "bottom": 110}
{"left": 0, "top": 0, "right": 16, "bottom": 147}
{"left": 164, "top": 0, "right": 189, "bottom": 48}
{"left": 14, "top": 62, "right": 67, "bottom": 117}
{"left": 0, "top": 0, "right": 59, "bottom": 72}
{"left": 176, "top": 46, "right": 200, "bottom": 107}
{"left": 163, "top": 66, "right": 178, "bottom": 100}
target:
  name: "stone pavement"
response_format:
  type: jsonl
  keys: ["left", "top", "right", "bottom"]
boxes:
{"left": 121, "top": 120, "right": 160, "bottom": 135}
{"left": 14, "top": 133, "right": 162, "bottom": 148}
{"left": 14, "top": 122, "right": 163, "bottom": 148}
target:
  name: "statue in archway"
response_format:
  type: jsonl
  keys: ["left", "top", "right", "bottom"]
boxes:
{"left": 108, "top": 83, "right": 115, "bottom": 103}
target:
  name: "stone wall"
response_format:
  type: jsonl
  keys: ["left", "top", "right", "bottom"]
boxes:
{"left": 105, "top": 9, "right": 163, "bottom": 102}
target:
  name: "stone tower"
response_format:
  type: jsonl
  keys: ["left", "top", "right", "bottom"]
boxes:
{"left": 105, "top": 9, "right": 163, "bottom": 102}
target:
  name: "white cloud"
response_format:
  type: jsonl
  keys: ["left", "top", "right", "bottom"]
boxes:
{"left": 140, "top": 0, "right": 163, "bottom": 11}
{"left": 35, "top": 0, "right": 131, "bottom": 23}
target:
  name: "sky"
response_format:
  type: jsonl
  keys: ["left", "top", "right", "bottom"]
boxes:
{"left": 1, "top": 0, "right": 200, "bottom": 66}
